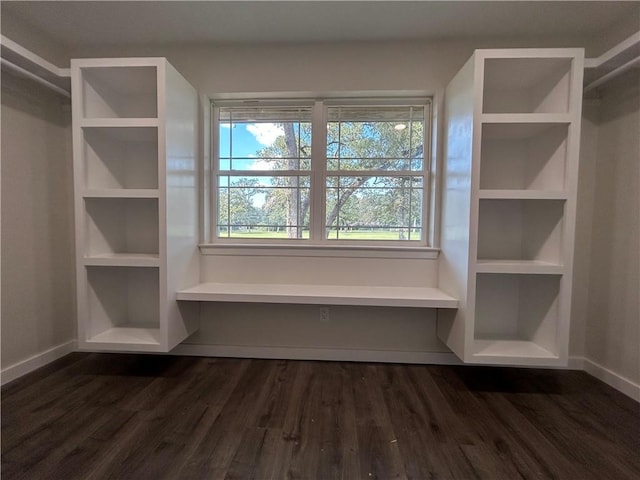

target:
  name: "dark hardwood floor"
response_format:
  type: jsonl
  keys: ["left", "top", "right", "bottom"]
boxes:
{"left": 2, "top": 353, "right": 639, "bottom": 479}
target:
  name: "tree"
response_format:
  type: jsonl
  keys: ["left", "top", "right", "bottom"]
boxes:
{"left": 218, "top": 178, "right": 264, "bottom": 234}
{"left": 256, "top": 122, "right": 312, "bottom": 238}
{"left": 234, "top": 115, "right": 424, "bottom": 240}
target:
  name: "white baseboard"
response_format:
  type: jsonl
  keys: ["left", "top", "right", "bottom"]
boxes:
{"left": 172, "top": 343, "right": 463, "bottom": 365}
{"left": 567, "top": 356, "right": 585, "bottom": 370}
{"left": 2, "top": 341, "right": 637, "bottom": 404}
{"left": 581, "top": 357, "right": 640, "bottom": 402}
{"left": 1, "top": 340, "right": 76, "bottom": 386}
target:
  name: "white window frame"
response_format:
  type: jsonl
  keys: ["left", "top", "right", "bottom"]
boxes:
{"left": 207, "top": 97, "right": 434, "bottom": 251}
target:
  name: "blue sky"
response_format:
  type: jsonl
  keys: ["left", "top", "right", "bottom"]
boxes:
{"left": 219, "top": 123, "right": 284, "bottom": 170}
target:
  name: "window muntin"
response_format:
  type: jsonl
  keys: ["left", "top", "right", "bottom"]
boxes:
{"left": 216, "top": 105, "right": 312, "bottom": 239}
{"left": 212, "top": 99, "right": 430, "bottom": 245}
{"left": 325, "top": 105, "right": 425, "bottom": 241}
{"left": 326, "top": 105, "right": 424, "bottom": 171}
{"left": 325, "top": 175, "right": 423, "bottom": 241}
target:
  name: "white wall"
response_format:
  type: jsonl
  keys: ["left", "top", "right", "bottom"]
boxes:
{"left": 1, "top": 72, "right": 76, "bottom": 373}
{"left": 584, "top": 70, "right": 640, "bottom": 385}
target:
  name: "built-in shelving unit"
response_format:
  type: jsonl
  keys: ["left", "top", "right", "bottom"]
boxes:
{"left": 438, "top": 49, "right": 583, "bottom": 366}
{"left": 72, "top": 58, "right": 200, "bottom": 352}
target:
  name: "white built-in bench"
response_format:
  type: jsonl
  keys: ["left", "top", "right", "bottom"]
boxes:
{"left": 176, "top": 283, "right": 458, "bottom": 308}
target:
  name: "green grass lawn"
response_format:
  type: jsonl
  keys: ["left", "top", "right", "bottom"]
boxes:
{"left": 225, "top": 229, "right": 419, "bottom": 241}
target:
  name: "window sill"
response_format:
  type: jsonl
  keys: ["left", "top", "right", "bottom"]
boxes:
{"left": 199, "top": 243, "right": 439, "bottom": 259}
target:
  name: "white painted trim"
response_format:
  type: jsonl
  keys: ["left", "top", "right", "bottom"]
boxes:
{"left": 200, "top": 243, "right": 439, "bottom": 259}
{"left": 582, "top": 358, "right": 640, "bottom": 402}
{"left": 1, "top": 341, "right": 637, "bottom": 403}
{"left": 172, "top": 343, "right": 461, "bottom": 365}
{"left": 566, "top": 356, "right": 584, "bottom": 370}
{"left": 1, "top": 340, "right": 76, "bottom": 386}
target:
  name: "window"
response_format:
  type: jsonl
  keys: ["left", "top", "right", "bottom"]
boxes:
{"left": 211, "top": 99, "right": 431, "bottom": 245}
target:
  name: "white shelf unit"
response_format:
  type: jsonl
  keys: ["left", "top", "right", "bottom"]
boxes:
{"left": 438, "top": 49, "right": 583, "bottom": 366}
{"left": 72, "top": 58, "right": 200, "bottom": 352}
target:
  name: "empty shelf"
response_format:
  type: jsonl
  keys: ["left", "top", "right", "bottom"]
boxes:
{"left": 475, "top": 260, "right": 564, "bottom": 274}
{"left": 86, "top": 327, "right": 162, "bottom": 346}
{"left": 84, "top": 253, "right": 160, "bottom": 267}
{"left": 177, "top": 283, "right": 459, "bottom": 308}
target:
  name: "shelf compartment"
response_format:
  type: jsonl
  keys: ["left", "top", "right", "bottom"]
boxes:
{"left": 473, "top": 273, "right": 561, "bottom": 358}
{"left": 81, "top": 66, "right": 158, "bottom": 119}
{"left": 477, "top": 199, "right": 564, "bottom": 264}
{"left": 85, "top": 266, "right": 160, "bottom": 345}
{"left": 85, "top": 197, "right": 159, "bottom": 256}
{"left": 83, "top": 126, "right": 158, "bottom": 190}
{"left": 482, "top": 57, "right": 572, "bottom": 113}
{"left": 87, "top": 327, "right": 162, "bottom": 346}
{"left": 471, "top": 339, "right": 556, "bottom": 360}
{"left": 480, "top": 123, "right": 569, "bottom": 191}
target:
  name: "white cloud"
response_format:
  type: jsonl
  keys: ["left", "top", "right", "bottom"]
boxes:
{"left": 248, "top": 159, "right": 273, "bottom": 170}
{"left": 246, "top": 123, "right": 284, "bottom": 146}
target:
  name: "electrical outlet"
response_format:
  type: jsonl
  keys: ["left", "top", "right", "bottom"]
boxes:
{"left": 319, "top": 306, "right": 330, "bottom": 322}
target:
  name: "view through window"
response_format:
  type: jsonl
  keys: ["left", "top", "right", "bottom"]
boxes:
{"left": 214, "top": 100, "right": 430, "bottom": 244}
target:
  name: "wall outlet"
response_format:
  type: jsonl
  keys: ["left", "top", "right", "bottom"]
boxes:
{"left": 319, "top": 306, "right": 330, "bottom": 322}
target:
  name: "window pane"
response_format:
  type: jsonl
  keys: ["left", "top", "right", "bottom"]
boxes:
{"left": 326, "top": 105, "right": 424, "bottom": 171}
{"left": 217, "top": 175, "right": 310, "bottom": 239}
{"left": 325, "top": 175, "right": 423, "bottom": 241}
{"left": 219, "top": 106, "right": 312, "bottom": 171}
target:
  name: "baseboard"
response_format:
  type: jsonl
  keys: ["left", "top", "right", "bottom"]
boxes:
{"left": 172, "top": 343, "right": 463, "bottom": 365}
{"left": 581, "top": 357, "right": 640, "bottom": 402}
{"left": 567, "top": 356, "right": 585, "bottom": 370}
{"left": 1, "top": 340, "right": 76, "bottom": 386}
{"left": 3, "top": 342, "right": 637, "bottom": 403}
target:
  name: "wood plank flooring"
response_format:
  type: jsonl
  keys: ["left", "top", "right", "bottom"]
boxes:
{"left": 2, "top": 353, "right": 639, "bottom": 479}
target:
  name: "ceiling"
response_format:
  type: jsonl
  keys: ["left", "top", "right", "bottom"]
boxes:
{"left": 3, "top": 1, "right": 638, "bottom": 49}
